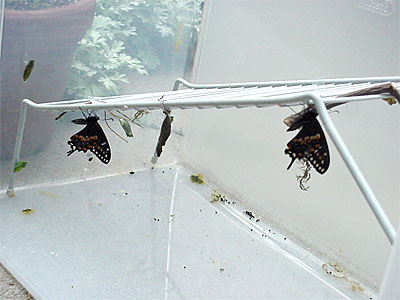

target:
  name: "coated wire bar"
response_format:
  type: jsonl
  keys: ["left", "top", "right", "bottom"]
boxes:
{"left": 312, "top": 97, "right": 396, "bottom": 244}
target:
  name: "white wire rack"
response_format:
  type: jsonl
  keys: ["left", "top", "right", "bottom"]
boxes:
{"left": 6, "top": 76, "right": 400, "bottom": 245}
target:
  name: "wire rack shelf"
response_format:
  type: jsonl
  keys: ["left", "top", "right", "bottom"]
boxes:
{"left": 6, "top": 76, "right": 400, "bottom": 245}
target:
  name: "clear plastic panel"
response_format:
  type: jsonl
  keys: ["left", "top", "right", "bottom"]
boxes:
{"left": 0, "top": 0, "right": 204, "bottom": 188}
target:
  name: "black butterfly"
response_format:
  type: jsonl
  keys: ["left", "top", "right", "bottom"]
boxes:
{"left": 284, "top": 117, "right": 329, "bottom": 174}
{"left": 67, "top": 115, "right": 111, "bottom": 164}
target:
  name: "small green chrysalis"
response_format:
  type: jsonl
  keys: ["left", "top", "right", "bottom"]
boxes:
{"left": 118, "top": 119, "right": 133, "bottom": 137}
{"left": 23, "top": 60, "right": 34, "bottom": 81}
{"left": 14, "top": 161, "right": 27, "bottom": 173}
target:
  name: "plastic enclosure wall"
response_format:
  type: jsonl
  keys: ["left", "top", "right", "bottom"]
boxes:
{"left": 181, "top": 0, "right": 400, "bottom": 287}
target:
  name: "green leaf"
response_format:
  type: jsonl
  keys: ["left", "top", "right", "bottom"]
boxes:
{"left": 14, "top": 161, "right": 27, "bottom": 173}
{"left": 119, "top": 119, "right": 133, "bottom": 137}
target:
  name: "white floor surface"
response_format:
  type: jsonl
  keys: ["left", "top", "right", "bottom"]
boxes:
{"left": 0, "top": 165, "right": 376, "bottom": 299}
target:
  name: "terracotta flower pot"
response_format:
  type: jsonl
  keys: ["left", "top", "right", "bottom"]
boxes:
{"left": 0, "top": 0, "right": 96, "bottom": 159}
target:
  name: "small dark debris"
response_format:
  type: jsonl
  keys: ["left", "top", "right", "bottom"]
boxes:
{"left": 153, "top": 218, "right": 160, "bottom": 221}
{"left": 256, "top": 219, "right": 260, "bottom": 222}
{"left": 232, "top": 202, "right": 235, "bottom": 204}
{"left": 284, "top": 237, "right": 287, "bottom": 240}
{"left": 200, "top": 209, "right": 202, "bottom": 212}
{"left": 244, "top": 210, "right": 255, "bottom": 220}
{"left": 125, "top": 192, "right": 128, "bottom": 195}
{"left": 250, "top": 229, "right": 253, "bottom": 231}
{"left": 21, "top": 208, "right": 34, "bottom": 215}
{"left": 215, "top": 211, "right": 218, "bottom": 214}
{"left": 88, "top": 157, "right": 93, "bottom": 162}
{"left": 151, "top": 166, "right": 154, "bottom": 169}
{"left": 129, "top": 171, "right": 135, "bottom": 174}
{"left": 162, "top": 170, "right": 165, "bottom": 173}
{"left": 268, "top": 229, "right": 271, "bottom": 232}
{"left": 183, "top": 266, "right": 186, "bottom": 269}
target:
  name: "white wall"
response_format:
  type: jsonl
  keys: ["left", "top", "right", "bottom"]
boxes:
{"left": 182, "top": 0, "right": 400, "bottom": 289}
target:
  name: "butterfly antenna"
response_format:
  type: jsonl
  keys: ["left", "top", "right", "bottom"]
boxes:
{"left": 78, "top": 106, "right": 88, "bottom": 118}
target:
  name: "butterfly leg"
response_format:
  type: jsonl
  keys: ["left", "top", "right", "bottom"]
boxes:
{"left": 67, "top": 148, "right": 76, "bottom": 156}
{"left": 286, "top": 157, "right": 296, "bottom": 170}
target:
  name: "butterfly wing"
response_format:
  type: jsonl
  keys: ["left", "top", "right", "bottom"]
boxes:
{"left": 87, "top": 121, "right": 111, "bottom": 164}
{"left": 67, "top": 117, "right": 111, "bottom": 164}
{"left": 284, "top": 117, "right": 330, "bottom": 174}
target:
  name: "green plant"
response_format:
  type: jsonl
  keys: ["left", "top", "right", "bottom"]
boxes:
{"left": 65, "top": 14, "right": 147, "bottom": 98}
{"left": 64, "top": 0, "right": 204, "bottom": 100}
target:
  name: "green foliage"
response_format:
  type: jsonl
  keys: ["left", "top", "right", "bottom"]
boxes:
{"left": 65, "top": 13, "right": 147, "bottom": 98}
{"left": 65, "top": 0, "right": 204, "bottom": 100}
